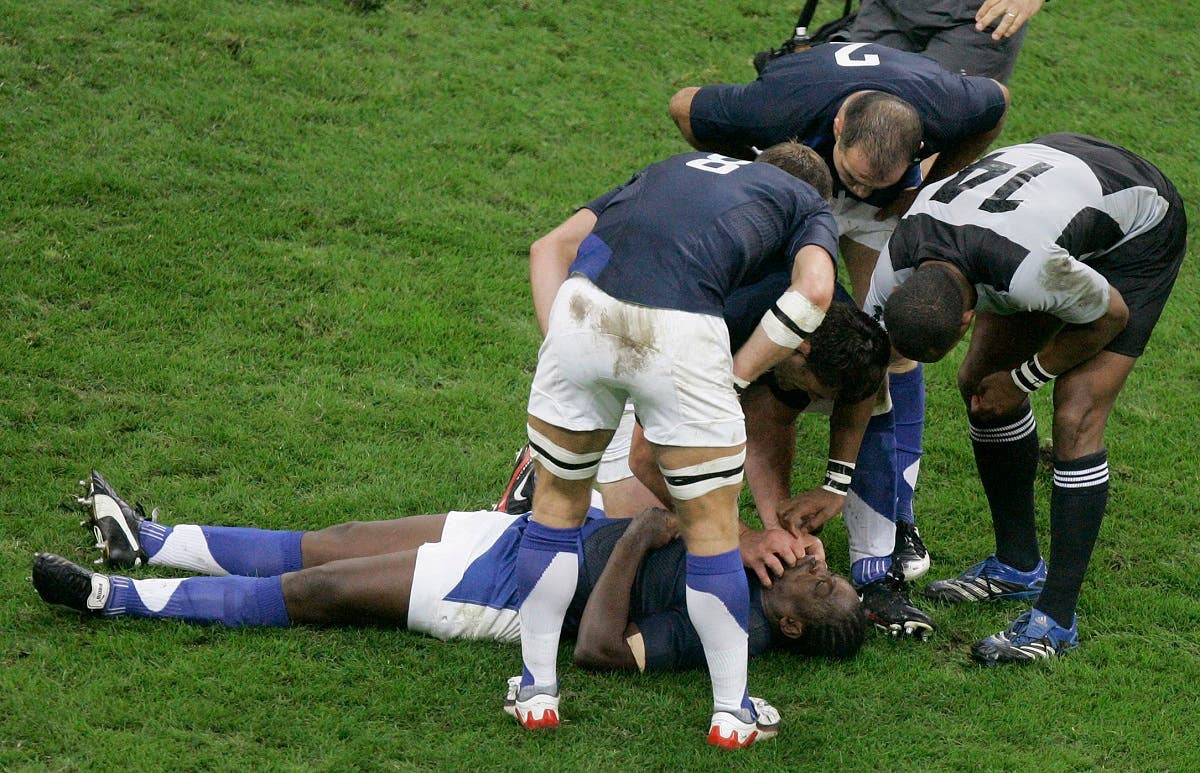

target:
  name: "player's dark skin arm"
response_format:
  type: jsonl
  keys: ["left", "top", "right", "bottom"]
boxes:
{"left": 573, "top": 508, "right": 678, "bottom": 671}
{"left": 971, "top": 287, "right": 1130, "bottom": 420}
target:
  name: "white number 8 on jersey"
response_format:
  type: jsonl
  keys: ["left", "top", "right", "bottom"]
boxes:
{"left": 686, "top": 154, "right": 754, "bottom": 175}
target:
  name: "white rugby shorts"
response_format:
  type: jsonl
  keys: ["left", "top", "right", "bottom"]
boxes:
{"left": 832, "top": 193, "right": 898, "bottom": 254}
{"left": 528, "top": 276, "right": 746, "bottom": 449}
{"left": 406, "top": 510, "right": 523, "bottom": 643}
{"left": 596, "top": 401, "right": 637, "bottom": 484}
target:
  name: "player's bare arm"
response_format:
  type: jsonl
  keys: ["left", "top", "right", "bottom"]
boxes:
{"left": 778, "top": 392, "right": 875, "bottom": 534}
{"left": 573, "top": 507, "right": 678, "bottom": 672}
{"left": 529, "top": 208, "right": 597, "bottom": 335}
{"left": 971, "top": 287, "right": 1129, "bottom": 421}
{"left": 731, "top": 244, "right": 836, "bottom": 385}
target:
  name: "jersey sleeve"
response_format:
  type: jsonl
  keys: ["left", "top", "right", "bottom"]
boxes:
{"left": 689, "top": 77, "right": 815, "bottom": 151}
{"left": 783, "top": 195, "right": 839, "bottom": 267}
{"left": 863, "top": 243, "right": 904, "bottom": 327}
{"left": 634, "top": 610, "right": 707, "bottom": 671}
{"left": 581, "top": 170, "right": 642, "bottom": 215}
{"left": 1006, "top": 249, "right": 1112, "bottom": 324}
{"left": 933, "top": 75, "right": 1007, "bottom": 147}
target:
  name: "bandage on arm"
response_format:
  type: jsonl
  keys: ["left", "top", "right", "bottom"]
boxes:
{"left": 731, "top": 243, "right": 834, "bottom": 385}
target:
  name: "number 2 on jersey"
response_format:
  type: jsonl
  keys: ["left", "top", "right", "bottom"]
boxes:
{"left": 931, "top": 157, "right": 1053, "bottom": 213}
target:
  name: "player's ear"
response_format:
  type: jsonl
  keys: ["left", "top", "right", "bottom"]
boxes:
{"left": 832, "top": 111, "right": 844, "bottom": 139}
{"left": 778, "top": 615, "right": 804, "bottom": 640}
{"left": 795, "top": 340, "right": 812, "bottom": 358}
{"left": 959, "top": 309, "right": 975, "bottom": 334}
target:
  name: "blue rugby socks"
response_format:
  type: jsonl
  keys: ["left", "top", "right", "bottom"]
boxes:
{"left": 890, "top": 365, "right": 925, "bottom": 526}
{"left": 140, "top": 521, "right": 304, "bottom": 577}
{"left": 515, "top": 520, "right": 581, "bottom": 694}
{"left": 686, "top": 549, "right": 754, "bottom": 716}
{"left": 846, "top": 411, "right": 898, "bottom": 586}
{"left": 102, "top": 573, "right": 291, "bottom": 627}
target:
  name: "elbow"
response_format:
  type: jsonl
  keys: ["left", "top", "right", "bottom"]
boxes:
{"left": 573, "top": 634, "right": 637, "bottom": 671}
{"left": 572, "top": 641, "right": 619, "bottom": 671}
{"left": 668, "top": 88, "right": 697, "bottom": 141}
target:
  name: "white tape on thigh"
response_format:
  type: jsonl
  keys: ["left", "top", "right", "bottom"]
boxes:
{"left": 659, "top": 450, "right": 746, "bottom": 501}
{"left": 527, "top": 425, "right": 603, "bottom": 480}
{"left": 761, "top": 290, "right": 826, "bottom": 349}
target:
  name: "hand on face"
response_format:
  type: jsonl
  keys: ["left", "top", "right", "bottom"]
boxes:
{"left": 739, "top": 528, "right": 826, "bottom": 588}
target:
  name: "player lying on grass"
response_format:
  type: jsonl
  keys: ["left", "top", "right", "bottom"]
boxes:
{"left": 34, "top": 472, "right": 867, "bottom": 677}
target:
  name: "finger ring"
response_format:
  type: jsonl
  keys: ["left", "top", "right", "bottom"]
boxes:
{"left": 1006, "top": 11, "right": 1017, "bottom": 15}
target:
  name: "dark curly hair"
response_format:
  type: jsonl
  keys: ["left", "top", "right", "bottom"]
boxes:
{"left": 779, "top": 590, "right": 869, "bottom": 660}
{"left": 805, "top": 303, "right": 890, "bottom": 403}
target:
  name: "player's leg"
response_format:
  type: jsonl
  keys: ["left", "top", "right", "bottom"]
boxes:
{"left": 925, "top": 311, "right": 1059, "bottom": 603}
{"left": 79, "top": 470, "right": 450, "bottom": 577}
{"left": 147, "top": 515, "right": 448, "bottom": 576}
{"left": 33, "top": 547, "right": 419, "bottom": 628}
{"left": 636, "top": 302, "right": 775, "bottom": 748}
{"left": 79, "top": 471, "right": 306, "bottom": 577}
{"left": 844, "top": 401, "right": 936, "bottom": 638}
{"left": 889, "top": 361, "right": 929, "bottom": 579}
{"left": 33, "top": 552, "right": 293, "bottom": 626}
{"left": 921, "top": 6, "right": 1029, "bottom": 82}
{"left": 653, "top": 442, "right": 778, "bottom": 748}
{"left": 513, "top": 417, "right": 611, "bottom": 728}
{"left": 513, "top": 275, "right": 626, "bottom": 728}
{"left": 969, "top": 353, "right": 1131, "bottom": 664}
{"left": 836, "top": 217, "right": 933, "bottom": 580}
{"left": 842, "top": 0, "right": 923, "bottom": 52}
{"left": 1038, "top": 352, "right": 1131, "bottom": 621}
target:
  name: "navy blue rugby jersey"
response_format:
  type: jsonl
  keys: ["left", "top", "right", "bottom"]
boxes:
{"left": 865, "top": 133, "right": 1178, "bottom": 325}
{"left": 572, "top": 152, "right": 838, "bottom": 316}
{"left": 690, "top": 42, "right": 1007, "bottom": 205}
{"left": 562, "top": 518, "right": 773, "bottom": 672}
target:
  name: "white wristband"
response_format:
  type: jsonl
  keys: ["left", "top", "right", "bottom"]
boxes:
{"left": 821, "top": 458, "right": 856, "bottom": 496}
{"left": 1011, "top": 354, "right": 1055, "bottom": 393}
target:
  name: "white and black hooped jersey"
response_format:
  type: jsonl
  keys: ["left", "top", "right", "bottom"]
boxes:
{"left": 866, "top": 133, "right": 1174, "bottom": 325}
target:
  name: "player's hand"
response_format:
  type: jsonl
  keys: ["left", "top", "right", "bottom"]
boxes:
{"left": 975, "top": 0, "right": 1044, "bottom": 39}
{"left": 970, "top": 370, "right": 1027, "bottom": 420}
{"left": 777, "top": 487, "right": 846, "bottom": 535}
{"left": 739, "top": 527, "right": 822, "bottom": 588}
{"left": 625, "top": 507, "right": 679, "bottom": 550}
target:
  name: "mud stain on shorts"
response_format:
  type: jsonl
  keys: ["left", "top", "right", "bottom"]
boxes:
{"left": 596, "top": 305, "right": 658, "bottom": 379}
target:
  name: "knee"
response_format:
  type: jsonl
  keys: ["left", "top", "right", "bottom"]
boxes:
{"left": 282, "top": 566, "right": 345, "bottom": 623}
{"left": 310, "top": 520, "right": 369, "bottom": 543}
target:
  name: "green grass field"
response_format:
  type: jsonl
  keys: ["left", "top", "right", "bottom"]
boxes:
{"left": 2, "top": 0, "right": 1198, "bottom": 768}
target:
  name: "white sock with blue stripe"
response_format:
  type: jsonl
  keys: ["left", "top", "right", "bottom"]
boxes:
{"left": 140, "top": 522, "right": 303, "bottom": 577}
{"left": 686, "top": 549, "right": 753, "bottom": 716}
